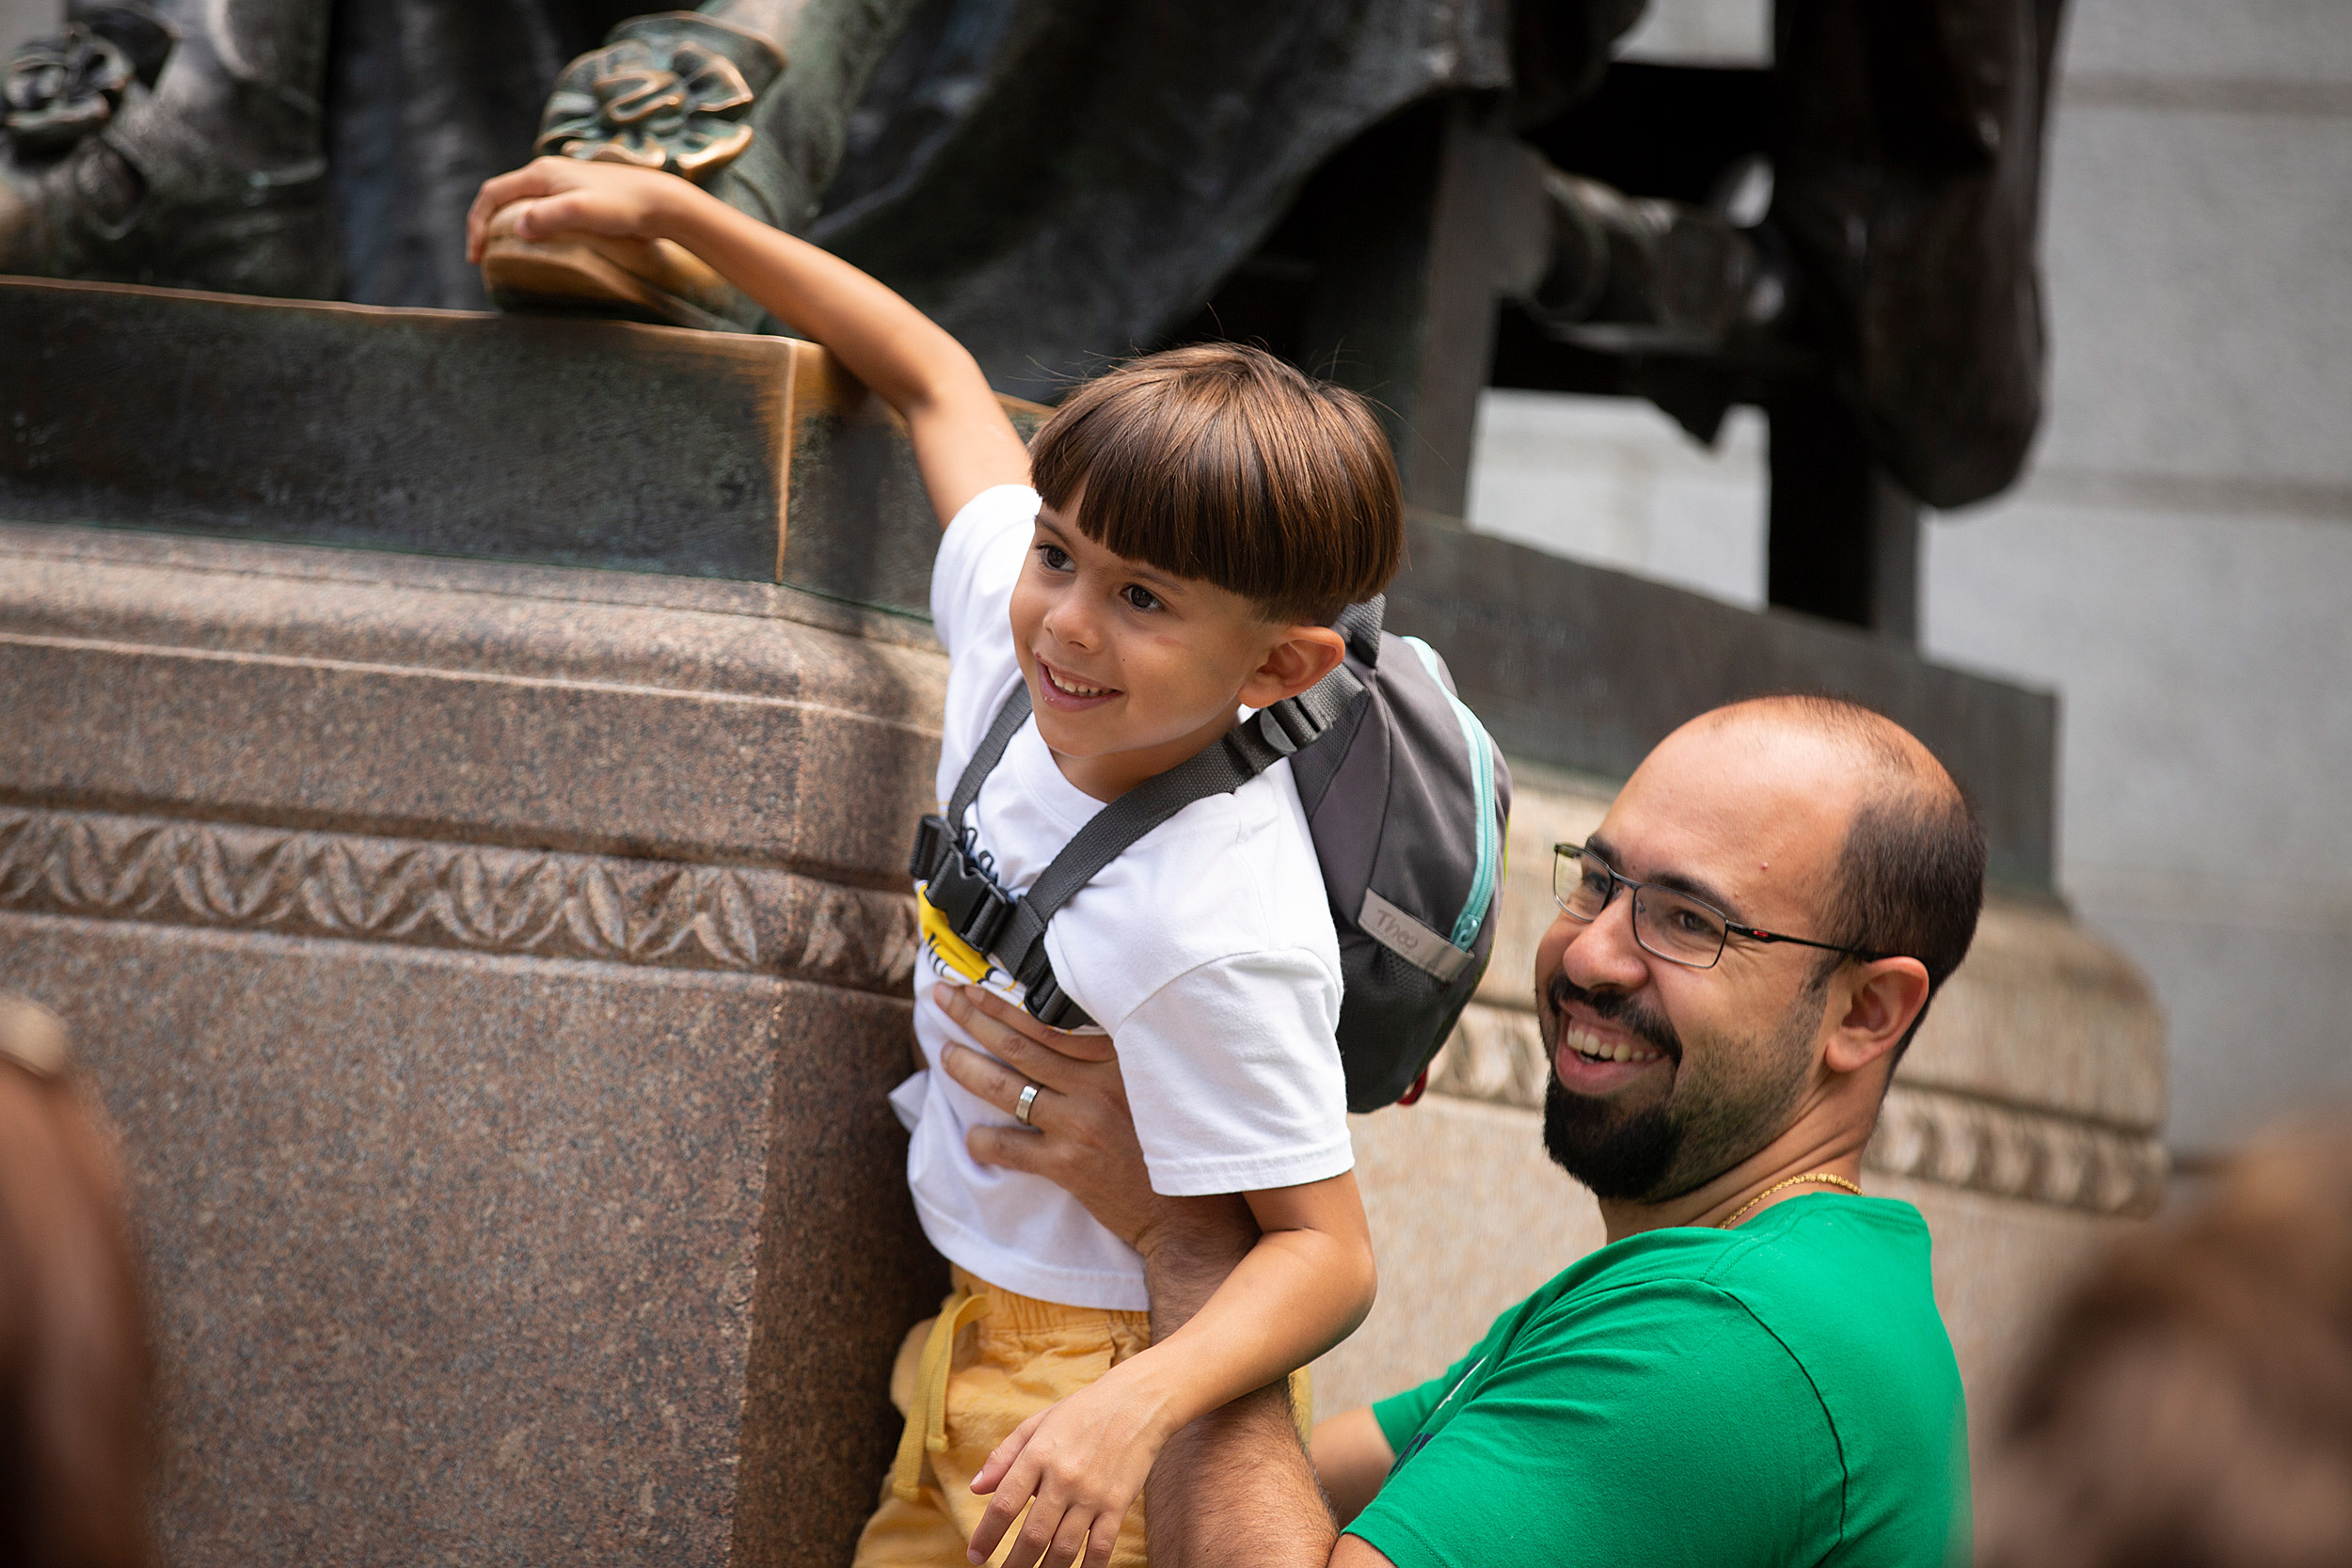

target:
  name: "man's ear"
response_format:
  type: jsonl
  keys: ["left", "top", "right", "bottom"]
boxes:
{"left": 1823, "top": 957, "right": 1932, "bottom": 1078}
{"left": 1239, "top": 625, "right": 1347, "bottom": 706}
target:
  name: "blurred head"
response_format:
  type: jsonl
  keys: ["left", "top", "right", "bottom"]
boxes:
{"left": 1979, "top": 1115, "right": 2352, "bottom": 1568}
{"left": 1534, "top": 695, "right": 1985, "bottom": 1201}
{"left": 0, "top": 994, "right": 151, "bottom": 1568}
{"left": 1015, "top": 344, "right": 1402, "bottom": 793}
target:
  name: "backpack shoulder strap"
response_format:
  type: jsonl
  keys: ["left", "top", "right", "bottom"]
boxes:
{"left": 993, "top": 662, "right": 1365, "bottom": 1005}
{"left": 1335, "top": 595, "right": 1385, "bottom": 667}
{"left": 948, "top": 682, "right": 1033, "bottom": 828}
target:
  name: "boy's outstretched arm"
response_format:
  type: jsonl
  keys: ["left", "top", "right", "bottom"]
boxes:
{"left": 466, "top": 158, "right": 1031, "bottom": 528}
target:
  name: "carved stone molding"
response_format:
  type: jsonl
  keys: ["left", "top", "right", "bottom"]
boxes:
{"left": 1866, "top": 1084, "right": 2166, "bottom": 1218}
{"left": 0, "top": 805, "right": 917, "bottom": 994}
{"left": 1426, "top": 1000, "right": 1556, "bottom": 1109}
{"left": 1423, "top": 1002, "right": 2168, "bottom": 1217}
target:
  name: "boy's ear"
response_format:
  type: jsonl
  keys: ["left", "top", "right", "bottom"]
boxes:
{"left": 1240, "top": 626, "right": 1348, "bottom": 707}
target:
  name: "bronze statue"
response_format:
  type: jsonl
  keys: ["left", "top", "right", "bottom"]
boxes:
{"left": 0, "top": 0, "right": 2064, "bottom": 620}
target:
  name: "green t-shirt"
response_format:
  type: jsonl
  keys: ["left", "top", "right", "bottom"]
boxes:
{"left": 1351, "top": 1194, "right": 1969, "bottom": 1568}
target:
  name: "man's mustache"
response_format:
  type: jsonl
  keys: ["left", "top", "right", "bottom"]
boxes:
{"left": 1544, "top": 972, "right": 1683, "bottom": 1066}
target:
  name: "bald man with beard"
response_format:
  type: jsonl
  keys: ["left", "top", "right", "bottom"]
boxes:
{"left": 935, "top": 695, "right": 1983, "bottom": 1568}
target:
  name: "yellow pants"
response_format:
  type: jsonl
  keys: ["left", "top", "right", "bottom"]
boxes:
{"left": 852, "top": 1268, "right": 1313, "bottom": 1568}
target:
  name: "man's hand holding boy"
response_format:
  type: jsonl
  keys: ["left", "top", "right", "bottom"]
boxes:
{"left": 937, "top": 983, "right": 1343, "bottom": 1568}
{"left": 934, "top": 982, "right": 1259, "bottom": 1301}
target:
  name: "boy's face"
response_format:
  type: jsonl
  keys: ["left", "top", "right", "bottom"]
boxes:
{"left": 1009, "top": 493, "right": 1340, "bottom": 801}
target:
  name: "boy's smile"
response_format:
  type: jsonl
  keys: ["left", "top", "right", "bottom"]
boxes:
{"left": 1008, "top": 493, "right": 1347, "bottom": 802}
{"left": 1034, "top": 656, "right": 1120, "bottom": 708}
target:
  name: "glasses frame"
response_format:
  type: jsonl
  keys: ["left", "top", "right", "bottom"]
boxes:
{"left": 1550, "top": 842, "right": 1894, "bottom": 971}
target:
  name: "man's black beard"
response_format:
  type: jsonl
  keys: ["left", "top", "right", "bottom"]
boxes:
{"left": 1539, "top": 976, "right": 1688, "bottom": 1201}
{"left": 1539, "top": 971, "right": 1821, "bottom": 1204}
{"left": 1544, "top": 1082, "right": 1679, "bottom": 1200}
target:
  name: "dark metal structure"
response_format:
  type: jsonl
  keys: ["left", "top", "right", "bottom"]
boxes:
{"left": 1147, "top": 6, "right": 2068, "bottom": 638}
{"left": 2, "top": 0, "right": 2066, "bottom": 636}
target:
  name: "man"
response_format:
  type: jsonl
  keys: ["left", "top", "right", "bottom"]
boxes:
{"left": 936, "top": 695, "right": 1983, "bottom": 1567}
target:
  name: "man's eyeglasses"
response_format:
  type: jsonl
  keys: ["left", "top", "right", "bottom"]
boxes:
{"left": 1551, "top": 843, "right": 1892, "bottom": 971}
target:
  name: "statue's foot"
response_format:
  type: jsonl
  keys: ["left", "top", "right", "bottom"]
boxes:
{"left": 1, "top": 14, "right": 333, "bottom": 298}
{"left": 477, "top": 203, "right": 743, "bottom": 332}
{"left": 0, "top": 123, "right": 333, "bottom": 297}
{"left": 485, "top": 11, "right": 793, "bottom": 332}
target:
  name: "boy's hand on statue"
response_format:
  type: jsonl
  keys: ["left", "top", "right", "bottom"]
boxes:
{"left": 967, "top": 1370, "right": 1164, "bottom": 1568}
{"left": 464, "top": 156, "right": 693, "bottom": 264}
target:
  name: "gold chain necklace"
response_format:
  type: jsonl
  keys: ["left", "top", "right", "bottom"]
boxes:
{"left": 1721, "top": 1171, "right": 1865, "bottom": 1229}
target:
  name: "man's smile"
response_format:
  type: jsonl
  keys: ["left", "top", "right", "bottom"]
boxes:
{"left": 1552, "top": 1014, "right": 1670, "bottom": 1094}
{"left": 1546, "top": 974, "right": 1681, "bottom": 1097}
{"left": 1562, "top": 1021, "right": 1665, "bottom": 1067}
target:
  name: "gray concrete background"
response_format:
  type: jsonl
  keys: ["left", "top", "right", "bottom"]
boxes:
{"left": 0, "top": 0, "right": 56, "bottom": 63}
{"left": 1467, "top": 0, "right": 2352, "bottom": 1160}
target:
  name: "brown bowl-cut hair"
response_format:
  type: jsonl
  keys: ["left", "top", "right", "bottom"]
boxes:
{"left": 1028, "top": 343, "right": 1403, "bottom": 626}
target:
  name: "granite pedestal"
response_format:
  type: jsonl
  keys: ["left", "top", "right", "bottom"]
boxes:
{"left": 0, "top": 278, "right": 1055, "bottom": 1561}
{"left": 0, "top": 522, "right": 954, "bottom": 1564}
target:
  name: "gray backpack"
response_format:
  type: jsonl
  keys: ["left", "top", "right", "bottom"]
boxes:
{"left": 910, "top": 596, "right": 1510, "bottom": 1112}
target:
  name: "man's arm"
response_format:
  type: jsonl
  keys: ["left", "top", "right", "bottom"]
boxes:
{"left": 1136, "top": 1219, "right": 1366, "bottom": 1568}
{"left": 937, "top": 983, "right": 1394, "bottom": 1568}
{"left": 466, "top": 159, "right": 1030, "bottom": 527}
{"left": 954, "top": 1164, "right": 1374, "bottom": 1568}
{"left": 1312, "top": 1409, "right": 1397, "bottom": 1528}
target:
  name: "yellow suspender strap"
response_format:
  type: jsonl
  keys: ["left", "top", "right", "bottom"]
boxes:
{"left": 890, "top": 1286, "right": 993, "bottom": 1502}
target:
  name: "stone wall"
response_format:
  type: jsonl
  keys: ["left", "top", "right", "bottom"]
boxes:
{"left": 0, "top": 522, "right": 950, "bottom": 1566}
{"left": 1920, "top": 0, "right": 2352, "bottom": 1158}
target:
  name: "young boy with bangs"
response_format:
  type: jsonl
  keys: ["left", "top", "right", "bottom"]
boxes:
{"left": 469, "top": 159, "right": 1399, "bottom": 1568}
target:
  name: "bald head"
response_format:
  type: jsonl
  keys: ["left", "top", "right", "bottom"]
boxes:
{"left": 1698, "top": 694, "right": 1949, "bottom": 784}
{"left": 1658, "top": 695, "right": 1987, "bottom": 1056}
{"left": 1673, "top": 696, "right": 1963, "bottom": 852}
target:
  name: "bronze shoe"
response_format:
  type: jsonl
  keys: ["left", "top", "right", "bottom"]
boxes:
{"left": 480, "top": 11, "right": 786, "bottom": 331}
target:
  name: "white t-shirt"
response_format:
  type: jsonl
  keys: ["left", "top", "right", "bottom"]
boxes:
{"left": 890, "top": 483, "right": 1352, "bottom": 1310}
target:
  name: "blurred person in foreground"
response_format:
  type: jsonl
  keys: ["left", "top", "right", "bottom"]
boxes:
{"left": 1979, "top": 1114, "right": 2352, "bottom": 1568}
{"left": 0, "top": 991, "right": 152, "bottom": 1568}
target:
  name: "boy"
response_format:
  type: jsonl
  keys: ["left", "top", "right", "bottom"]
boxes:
{"left": 467, "top": 160, "right": 1395, "bottom": 1568}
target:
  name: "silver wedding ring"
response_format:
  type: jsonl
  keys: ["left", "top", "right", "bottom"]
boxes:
{"left": 1014, "top": 1082, "right": 1041, "bottom": 1125}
